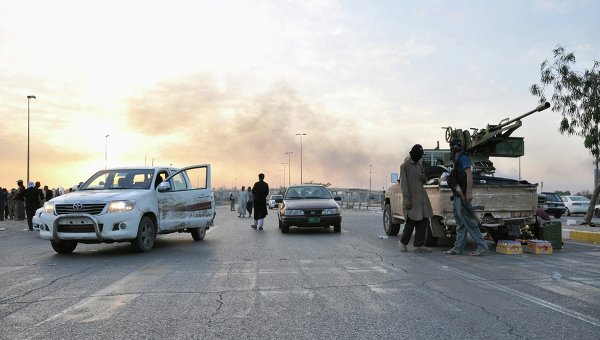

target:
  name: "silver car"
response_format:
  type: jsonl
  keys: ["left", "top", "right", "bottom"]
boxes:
{"left": 561, "top": 195, "right": 590, "bottom": 216}
{"left": 268, "top": 195, "right": 283, "bottom": 209}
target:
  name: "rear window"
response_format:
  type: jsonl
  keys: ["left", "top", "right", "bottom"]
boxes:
{"left": 544, "top": 193, "right": 562, "bottom": 202}
{"left": 571, "top": 196, "right": 590, "bottom": 202}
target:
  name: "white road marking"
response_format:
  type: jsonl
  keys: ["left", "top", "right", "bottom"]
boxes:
{"left": 416, "top": 256, "right": 600, "bottom": 328}
{"left": 35, "top": 262, "right": 171, "bottom": 327}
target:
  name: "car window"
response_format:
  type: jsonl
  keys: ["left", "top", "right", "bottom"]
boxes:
{"left": 572, "top": 196, "right": 590, "bottom": 202}
{"left": 170, "top": 172, "right": 189, "bottom": 191}
{"left": 544, "top": 193, "right": 562, "bottom": 202}
{"left": 285, "top": 186, "right": 332, "bottom": 199}
{"left": 80, "top": 169, "right": 155, "bottom": 190}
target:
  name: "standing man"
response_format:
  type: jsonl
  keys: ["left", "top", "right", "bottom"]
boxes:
{"left": 44, "top": 185, "right": 53, "bottom": 203}
{"left": 229, "top": 194, "right": 235, "bottom": 211}
{"left": 399, "top": 144, "right": 434, "bottom": 253}
{"left": 0, "top": 187, "right": 5, "bottom": 221}
{"left": 238, "top": 186, "right": 248, "bottom": 218}
{"left": 444, "top": 139, "right": 489, "bottom": 256}
{"left": 251, "top": 173, "right": 269, "bottom": 230}
{"left": 23, "top": 182, "right": 41, "bottom": 231}
{"left": 15, "top": 179, "right": 26, "bottom": 221}
{"left": 246, "top": 186, "right": 254, "bottom": 218}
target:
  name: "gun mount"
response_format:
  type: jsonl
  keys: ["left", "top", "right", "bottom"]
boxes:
{"left": 440, "top": 102, "right": 550, "bottom": 175}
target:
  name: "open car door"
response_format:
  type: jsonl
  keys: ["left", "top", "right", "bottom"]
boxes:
{"left": 156, "top": 164, "right": 214, "bottom": 231}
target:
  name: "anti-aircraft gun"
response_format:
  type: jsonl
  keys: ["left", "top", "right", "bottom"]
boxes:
{"left": 437, "top": 102, "right": 551, "bottom": 175}
{"left": 385, "top": 102, "right": 553, "bottom": 245}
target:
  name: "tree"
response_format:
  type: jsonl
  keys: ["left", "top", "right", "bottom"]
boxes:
{"left": 530, "top": 45, "right": 600, "bottom": 224}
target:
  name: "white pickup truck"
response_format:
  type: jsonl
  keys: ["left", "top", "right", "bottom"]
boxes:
{"left": 38, "top": 165, "right": 215, "bottom": 254}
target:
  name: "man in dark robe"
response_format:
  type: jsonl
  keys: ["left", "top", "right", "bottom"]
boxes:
{"left": 251, "top": 173, "right": 269, "bottom": 230}
{"left": 24, "top": 182, "right": 41, "bottom": 230}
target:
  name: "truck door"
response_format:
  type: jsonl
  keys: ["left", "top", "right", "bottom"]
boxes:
{"left": 156, "top": 165, "right": 214, "bottom": 231}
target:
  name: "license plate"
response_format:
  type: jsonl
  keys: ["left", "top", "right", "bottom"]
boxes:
{"left": 308, "top": 217, "right": 320, "bottom": 223}
{"left": 58, "top": 218, "right": 88, "bottom": 225}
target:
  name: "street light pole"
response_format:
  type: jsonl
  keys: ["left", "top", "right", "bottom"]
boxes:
{"left": 368, "top": 164, "right": 373, "bottom": 210}
{"left": 26, "top": 95, "right": 36, "bottom": 184}
{"left": 285, "top": 151, "right": 293, "bottom": 185}
{"left": 105, "top": 134, "right": 110, "bottom": 169}
{"left": 296, "top": 133, "right": 306, "bottom": 184}
{"left": 281, "top": 162, "right": 288, "bottom": 188}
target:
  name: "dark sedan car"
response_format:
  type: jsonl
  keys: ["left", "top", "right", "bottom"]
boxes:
{"left": 541, "top": 192, "right": 566, "bottom": 218}
{"left": 276, "top": 184, "right": 342, "bottom": 233}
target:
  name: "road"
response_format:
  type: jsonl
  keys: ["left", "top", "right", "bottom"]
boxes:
{"left": 1, "top": 206, "right": 599, "bottom": 339}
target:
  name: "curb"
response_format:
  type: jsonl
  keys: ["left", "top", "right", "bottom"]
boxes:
{"left": 563, "top": 229, "right": 600, "bottom": 244}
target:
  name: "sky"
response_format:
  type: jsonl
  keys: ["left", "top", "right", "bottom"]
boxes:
{"left": 1, "top": 0, "right": 599, "bottom": 193}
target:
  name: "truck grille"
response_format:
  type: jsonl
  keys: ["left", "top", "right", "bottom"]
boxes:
{"left": 303, "top": 209, "right": 323, "bottom": 216}
{"left": 55, "top": 204, "right": 106, "bottom": 215}
{"left": 57, "top": 224, "right": 104, "bottom": 233}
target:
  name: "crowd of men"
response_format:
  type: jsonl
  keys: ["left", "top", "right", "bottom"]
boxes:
{"left": 0, "top": 180, "right": 66, "bottom": 230}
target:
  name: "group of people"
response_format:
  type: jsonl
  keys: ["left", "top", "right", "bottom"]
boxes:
{"left": 229, "top": 173, "right": 270, "bottom": 230}
{"left": 0, "top": 180, "right": 61, "bottom": 231}
{"left": 399, "top": 140, "right": 489, "bottom": 256}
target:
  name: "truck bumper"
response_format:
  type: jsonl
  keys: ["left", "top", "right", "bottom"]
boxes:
{"left": 39, "top": 211, "right": 143, "bottom": 242}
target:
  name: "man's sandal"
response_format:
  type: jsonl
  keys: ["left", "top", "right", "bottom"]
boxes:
{"left": 444, "top": 249, "right": 462, "bottom": 255}
{"left": 470, "top": 249, "right": 489, "bottom": 256}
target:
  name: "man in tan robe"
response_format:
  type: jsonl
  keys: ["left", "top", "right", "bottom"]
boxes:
{"left": 399, "top": 144, "right": 434, "bottom": 252}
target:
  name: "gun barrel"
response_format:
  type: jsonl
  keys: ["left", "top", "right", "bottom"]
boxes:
{"left": 497, "top": 102, "right": 550, "bottom": 129}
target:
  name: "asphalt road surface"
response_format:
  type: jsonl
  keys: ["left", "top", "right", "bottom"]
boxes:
{"left": 1, "top": 206, "right": 599, "bottom": 339}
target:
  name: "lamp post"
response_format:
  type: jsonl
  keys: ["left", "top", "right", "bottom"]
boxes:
{"left": 26, "top": 95, "right": 36, "bottom": 184}
{"left": 281, "top": 162, "right": 288, "bottom": 188}
{"left": 105, "top": 134, "right": 110, "bottom": 169}
{"left": 285, "top": 151, "right": 293, "bottom": 185}
{"left": 296, "top": 133, "right": 306, "bottom": 184}
{"left": 368, "top": 164, "right": 373, "bottom": 210}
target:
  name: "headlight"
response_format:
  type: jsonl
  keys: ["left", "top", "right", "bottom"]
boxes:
{"left": 322, "top": 208, "right": 340, "bottom": 215}
{"left": 43, "top": 202, "right": 55, "bottom": 214}
{"left": 284, "top": 209, "right": 304, "bottom": 216}
{"left": 107, "top": 200, "right": 135, "bottom": 213}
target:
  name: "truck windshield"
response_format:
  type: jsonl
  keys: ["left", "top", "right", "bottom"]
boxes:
{"left": 80, "top": 169, "right": 155, "bottom": 190}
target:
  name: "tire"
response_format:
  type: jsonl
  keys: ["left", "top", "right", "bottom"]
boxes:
{"left": 278, "top": 218, "right": 282, "bottom": 229}
{"left": 554, "top": 213, "right": 562, "bottom": 219}
{"left": 191, "top": 227, "right": 206, "bottom": 241}
{"left": 50, "top": 240, "right": 77, "bottom": 254}
{"left": 281, "top": 222, "right": 289, "bottom": 233}
{"left": 383, "top": 205, "right": 400, "bottom": 236}
{"left": 423, "top": 218, "right": 438, "bottom": 246}
{"left": 131, "top": 216, "right": 156, "bottom": 253}
{"left": 594, "top": 209, "right": 600, "bottom": 218}
{"left": 333, "top": 223, "right": 341, "bottom": 233}
{"left": 489, "top": 231, "right": 512, "bottom": 245}
{"left": 566, "top": 207, "right": 571, "bottom": 216}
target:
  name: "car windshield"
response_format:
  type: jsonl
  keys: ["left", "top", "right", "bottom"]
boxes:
{"left": 285, "top": 186, "right": 332, "bottom": 199}
{"left": 79, "top": 169, "right": 155, "bottom": 190}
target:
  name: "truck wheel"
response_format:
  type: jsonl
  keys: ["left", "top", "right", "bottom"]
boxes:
{"left": 51, "top": 240, "right": 77, "bottom": 254}
{"left": 383, "top": 205, "right": 400, "bottom": 236}
{"left": 131, "top": 216, "right": 156, "bottom": 253}
{"left": 489, "top": 231, "right": 512, "bottom": 244}
{"left": 424, "top": 219, "right": 438, "bottom": 246}
{"left": 333, "top": 223, "right": 341, "bottom": 233}
{"left": 191, "top": 227, "right": 206, "bottom": 241}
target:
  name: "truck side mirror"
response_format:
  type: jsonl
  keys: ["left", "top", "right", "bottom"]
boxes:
{"left": 390, "top": 173, "right": 399, "bottom": 183}
{"left": 157, "top": 182, "right": 171, "bottom": 192}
